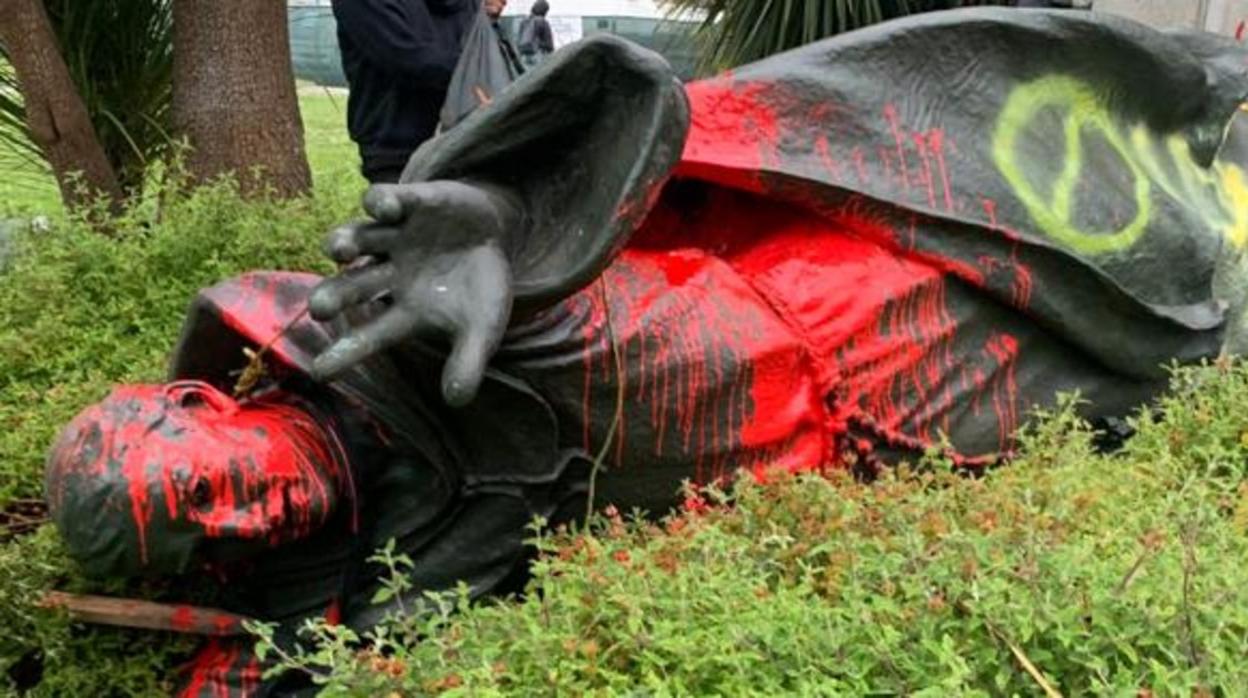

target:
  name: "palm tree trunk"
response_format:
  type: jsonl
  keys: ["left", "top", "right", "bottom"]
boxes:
{"left": 172, "top": 0, "right": 311, "bottom": 198}
{"left": 0, "top": 0, "right": 124, "bottom": 210}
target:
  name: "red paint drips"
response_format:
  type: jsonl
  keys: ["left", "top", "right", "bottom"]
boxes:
{"left": 325, "top": 598, "right": 342, "bottom": 626}
{"left": 927, "top": 129, "right": 955, "bottom": 213}
{"left": 566, "top": 179, "right": 1033, "bottom": 485}
{"left": 172, "top": 605, "right": 195, "bottom": 632}
{"left": 913, "top": 131, "right": 937, "bottom": 209}
{"left": 851, "top": 147, "right": 869, "bottom": 183}
{"left": 179, "top": 640, "right": 260, "bottom": 698}
{"left": 883, "top": 104, "right": 912, "bottom": 191}
{"left": 814, "top": 135, "right": 841, "bottom": 179}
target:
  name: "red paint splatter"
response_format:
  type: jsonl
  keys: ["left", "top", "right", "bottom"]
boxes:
{"left": 927, "top": 129, "right": 955, "bottom": 212}
{"left": 567, "top": 180, "right": 1033, "bottom": 484}
{"left": 324, "top": 598, "right": 341, "bottom": 626}
{"left": 172, "top": 605, "right": 195, "bottom": 632}
{"left": 179, "top": 640, "right": 260, "bottom": 698}
{"left": 678, "top": 77, "right": 779, "bottom": 192}
{"left": 883, "top": 104, "right": 912, "bottom": 192}
{"left": 913, "top": 131, "right": 937, "bottom": 208}
{"left": 983, "top": 333, "right": 1020, "bottom": 452}
{"left": 981, "top": 198, "right": 998, "bottom": 228}
{"left": 164, "top": 605, "right": 242, "bottom": 637}
{"left": 981, "top": 198, "right": 1034, "bottom": 309}
{"left": 212, "top": 615, "right": 238, "bottom": 636}
{"left": 1011, "top": 261, "right": 1033, "bottom": 309}
{"left": 50, "top": 380, "right": 350, "bottom": 570}
{"left": 573, "top": 192, "right": 838, "bottom": 482}
{"left": 814, "top": 135, "right": 841, "bottom": 179}
{"left": 851, "top": 147, "right": 869, "bottom": 183}
{"left": 878, "top": 146, "right": 895, "bottom": 183}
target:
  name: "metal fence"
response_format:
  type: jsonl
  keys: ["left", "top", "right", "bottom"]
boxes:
{"left": 287, "top": 5, "right": 700, "bottom": 88}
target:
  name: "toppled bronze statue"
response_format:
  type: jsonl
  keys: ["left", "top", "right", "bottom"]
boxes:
{"left": 42, "top": 9, "right": 1248, "bottom": 695}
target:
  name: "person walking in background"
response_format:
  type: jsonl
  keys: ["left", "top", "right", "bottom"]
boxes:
{"left": 517, "top": 1, "right": 555, "bottom": 70}
{"left": 333, "top": 0, "right": 508, "bottom": 184}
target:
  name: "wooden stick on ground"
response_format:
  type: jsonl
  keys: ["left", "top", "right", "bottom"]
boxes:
{"left": 39, "top": 591, "right": 257, "bottom": 637}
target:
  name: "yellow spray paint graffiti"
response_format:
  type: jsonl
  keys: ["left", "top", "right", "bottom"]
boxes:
{"left": 992, "top": 75, "right": 1248, "bottom": 255}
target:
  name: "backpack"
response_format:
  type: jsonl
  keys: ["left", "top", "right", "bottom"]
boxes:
{"left": 517, "top": 17, "right": 538, "bottom": 55}
{"left": 439, "top": 12, "right": 522, "bottom": 131}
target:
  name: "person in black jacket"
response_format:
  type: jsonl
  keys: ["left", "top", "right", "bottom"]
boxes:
{"left": 332, "top": 0, "right": 507, "bottom": 184}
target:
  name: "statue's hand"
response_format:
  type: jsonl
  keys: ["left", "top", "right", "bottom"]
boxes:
{"left": 308, "top": 180, "right": 523, "bottom": 407}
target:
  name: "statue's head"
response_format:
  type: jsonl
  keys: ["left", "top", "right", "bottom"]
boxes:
{"left": 44, "top": 381, "right": 347, "bottom": 578}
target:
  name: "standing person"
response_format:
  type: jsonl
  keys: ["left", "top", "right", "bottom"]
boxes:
{"left": 517, "top": 1, "right": 555, "bottom": 70}
{"left": 490, "top": 0, "right": 524, "bottom": 78}
{"left": 333, "top": 0, "right": 508, "bottom": 184}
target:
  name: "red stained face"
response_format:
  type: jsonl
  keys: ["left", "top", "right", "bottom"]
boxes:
{"left": 45, "top": 381, "right": 347, "bottom": 578}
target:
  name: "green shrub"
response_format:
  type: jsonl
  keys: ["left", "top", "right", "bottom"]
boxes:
{"left": 1, "top": 0, "right": 174, "bottom": 198}
{"left": 0, "top": 175, "right": 355, "bottom": 502}
{"left": 0, "top": 526, "right": 199, "bottom": 696}
{"left": 258, "top": 367, "right": 1248, "bottom": 697}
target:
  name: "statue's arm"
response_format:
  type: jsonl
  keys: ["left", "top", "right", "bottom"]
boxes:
{"left": 309, "top": 35, "right": 691, "bottom": 407}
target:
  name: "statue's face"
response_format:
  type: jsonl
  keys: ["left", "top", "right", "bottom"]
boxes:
{"left": 45, "top": 381, "right": 346, "bottom": 578}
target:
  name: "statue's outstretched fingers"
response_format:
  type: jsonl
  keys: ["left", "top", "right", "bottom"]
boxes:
{"left": 440, "top": 248, "right": 513, "bottom": 406}
{"left": 308, "top": 262, "right": 396, "bottom": 321}
{"left": 363, "top": 182, "right": 453, "bottom": 224}
{"left": 441, "top": 331, "right": 488, "bottom": 408}
{"left": 343, "top": 226, "right": 405, "bottom": 259}
{"left": 324, "top": 221, "right": 382, "bottom": 264}
{"left": 441, "top": 311, "right": 508, "bottom": 408}
{"left": 311, "top": 309, "right": 416, "bottom": 381}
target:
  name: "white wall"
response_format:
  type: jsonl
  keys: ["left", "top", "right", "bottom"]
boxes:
{"left": 502, "top": 0, "right": 671, "bottom": 19}
{"left": 1092, "top": 0, "right": 1248, "bottom": 37}
{"left": 1092, "top": 0, "right": 1206, "bottom": 29}
{"left": 1202, "top": 0, "right": 1248, "bottom": 35}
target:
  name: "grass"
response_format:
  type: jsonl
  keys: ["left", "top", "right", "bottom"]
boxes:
{"left": 298, "top": 86, "right": 363, "bottom": 192}
{"left": 0, "top": 89, "right": 363, "bottom": 217}
{"left": 0, "top": 152, "right": 59, "bottom": 218}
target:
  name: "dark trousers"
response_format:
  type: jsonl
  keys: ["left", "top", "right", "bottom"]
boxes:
{"left": 363, "top": 163, "right": 404, "bottom": 185}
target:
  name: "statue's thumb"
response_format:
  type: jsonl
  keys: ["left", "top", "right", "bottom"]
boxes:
{"left": 441, "top": 327, "right": 494, "bottom": 408}
{"left": 441, "top": 247, "right": 513, "bottom": 407}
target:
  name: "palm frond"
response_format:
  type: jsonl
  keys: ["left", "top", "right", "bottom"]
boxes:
{"left": 0, "top": 0, "right": 173, "bottom": 196}
{"left": 662, "top": 0, "right": 1010, "bottom": 76}
{"left": 0, "top": 61, "right": 39, "bottom": 163}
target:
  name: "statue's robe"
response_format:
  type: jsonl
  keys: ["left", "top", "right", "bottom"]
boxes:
{"left": 164, "top": 9, "right": 1248, "bottom": 695}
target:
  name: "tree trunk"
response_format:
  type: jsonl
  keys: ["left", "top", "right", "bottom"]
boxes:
{"left": 0, "top": 0, "right": 124, "bottom": 210}
{"left": 172, "top": 0, "right": 311, "bottom": 198}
